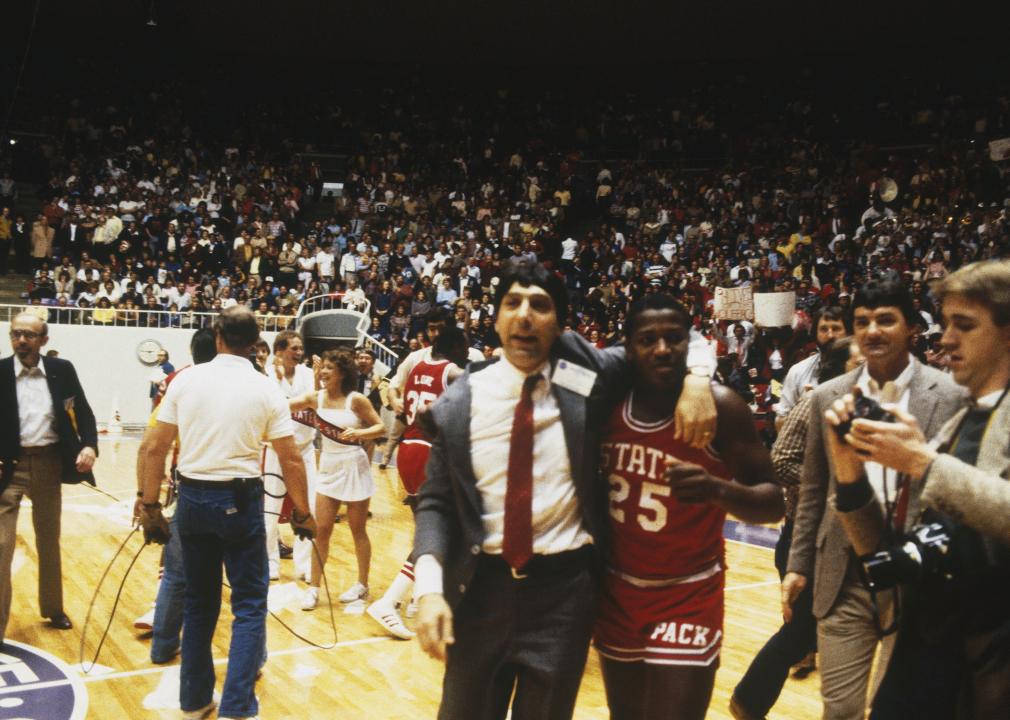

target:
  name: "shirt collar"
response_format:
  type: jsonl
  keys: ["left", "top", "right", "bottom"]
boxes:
{"left": 212, "top": 353, "right": 254, "bottom": 369}
{"left": 494, "top": 353, "right": 552, "bottom": 394}
{"left": 13, "top": 354, "right": 46, "bottom": 377}
{"left": 856, "top": 354, "right": 916, "bottom": 399}
{"left": 974, "top": 388, "right": 1005, "bottom": 410}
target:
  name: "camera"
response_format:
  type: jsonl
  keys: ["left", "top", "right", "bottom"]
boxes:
{"left": 833, "top": 393, "right": 894, "bottom": 440}
{"left": 859, "top": 522, "right": 954, "bottom": 591}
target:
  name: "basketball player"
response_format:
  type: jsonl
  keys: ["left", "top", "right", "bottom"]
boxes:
{"left": 366, "top": 324, "right": 469, "bottom": 638}
{"left": 595, "top": 294, "right": 783, "bottom": 720}
{"left": 382, "top": 308, "right": 484, "bottom": 469}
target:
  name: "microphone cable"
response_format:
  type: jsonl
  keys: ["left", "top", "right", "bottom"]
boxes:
{"left": 78, "top": 473, "right": 340, "bottom": 673}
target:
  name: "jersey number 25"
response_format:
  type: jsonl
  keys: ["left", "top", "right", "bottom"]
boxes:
{"left": 609, "top": 474, "right": 671, "bottom": 532}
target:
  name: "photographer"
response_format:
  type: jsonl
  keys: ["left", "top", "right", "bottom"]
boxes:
{"left": 827, "top": 259, "right": 1010, "bottom": 719}
{"left": 784, "top": 279, "right": 964, "bottom": 720}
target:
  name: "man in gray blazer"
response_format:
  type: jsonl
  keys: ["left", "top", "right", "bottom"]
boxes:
{"left": 412, "top": 258, "right": 717, "bottom": 720}
{"left": 783, "top": 280, "right": 965, "bottom": 720}
{"left": 827, "top": 259, "right": 1010, "bottom": 718}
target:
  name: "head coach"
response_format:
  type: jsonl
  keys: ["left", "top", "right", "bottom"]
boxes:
{"left": 139, "top": 306, "right": 316, "bottom": 720}
{"left": 411, "top": 258, "right": 718, "bottom": 720}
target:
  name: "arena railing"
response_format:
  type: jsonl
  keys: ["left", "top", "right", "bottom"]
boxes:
{"left": 0, "top": 296, "right": 403, "bottom": 372}
{"left": 0, "top": 303, "right": 294, "bottom": 332}
{"left": 294, "top": 294, "right": 401, "bottom": 373}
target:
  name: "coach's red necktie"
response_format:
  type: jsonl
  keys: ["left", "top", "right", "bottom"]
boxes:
{"left": 503, "top": 374, "right": 540, "bottom": 573}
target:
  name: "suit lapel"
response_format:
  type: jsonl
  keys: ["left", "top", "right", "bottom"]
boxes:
{"left": 976, "top": 393, "right": 1010, "bottom": 479}
{"left": 41, "top": 356, "right": 60, "bottom": 405}
{"left": 906, "top": 362, "right": 941, "bottom": 435}
{"left": 2, "top": 359, "right": 18, "bottom": 447}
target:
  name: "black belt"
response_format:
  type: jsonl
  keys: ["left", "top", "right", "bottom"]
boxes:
{"left": 179, "top": 476, "right": 262, "bottom": 491}
{"left": 480, "top": 545, "right": 594, "bottom": 580}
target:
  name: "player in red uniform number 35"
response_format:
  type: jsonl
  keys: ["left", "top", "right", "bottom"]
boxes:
{"left": 595, "top": 294, "right": 784, "bottom": 720}
{"left": 366, "top": 324, "right": 469, "bottom": 639}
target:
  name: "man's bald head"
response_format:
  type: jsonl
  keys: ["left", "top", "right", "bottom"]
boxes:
{"left": 10, "top": 312, "right": 49, "bottom": 366}
{"left": 213, "top": 306, "right": 260, "bottom": 354}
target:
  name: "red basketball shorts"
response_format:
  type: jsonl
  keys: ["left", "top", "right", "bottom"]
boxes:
{"left": 397, "top": 439, "right": 431, "bottom": 496}
{"left": 594, "top": 566, "right": 724, "bottom": 666}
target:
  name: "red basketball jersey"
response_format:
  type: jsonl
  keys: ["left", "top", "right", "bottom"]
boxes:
{"left": 402, "top": 358, "right": 453, "bottom": 441}
{"left": 601, "top": 394, "right": 731, "bottom": 580}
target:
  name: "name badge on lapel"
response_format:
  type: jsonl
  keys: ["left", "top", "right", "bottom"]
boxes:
{"left": 553, "top": 360, "right": 597, "bottom": 397}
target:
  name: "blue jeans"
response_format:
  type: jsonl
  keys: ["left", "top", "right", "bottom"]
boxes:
{"left": 151, "top": 514, "right": 185, "bottom": 663}
{"left": 176, "top": 481, "right": 268, "bottom": 718}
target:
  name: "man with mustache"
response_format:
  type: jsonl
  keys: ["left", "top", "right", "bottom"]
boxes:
{"left": 784, "top": 279, "right": 965, "bottom": 719}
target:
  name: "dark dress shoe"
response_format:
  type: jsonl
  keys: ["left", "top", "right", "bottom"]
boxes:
{"left": 278, "top": 541, "right": 293, "bottom": 559}
{"left": 47, "top": 614, "right": 73, "bottom": 630}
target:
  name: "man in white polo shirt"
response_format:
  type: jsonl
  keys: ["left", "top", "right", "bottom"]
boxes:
{"left": 139, "top": 306, "right": 316, "bottom": 720}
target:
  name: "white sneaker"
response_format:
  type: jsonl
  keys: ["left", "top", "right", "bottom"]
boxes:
{"left": 366, "top": 601, "right": 415, "bottom": 640}
{"left": 134, "top": 607, "right": 156, "bottom": 631}
{"left": 301, "top": 587, "right": 319, "bottom": 611}
{"left": 268, "top": 561, "right": 279, "bottom": 582}
{"left": 405, "top": 599, "right": 418, "bottom": 618}
{"left": 182, "top": 701, "right": 216, "bottom": 719}
{"left": 338, "top": 582, "right": 368, "bottom": 603}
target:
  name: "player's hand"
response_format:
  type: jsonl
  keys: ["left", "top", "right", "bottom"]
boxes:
{"left": 674, "top": 374, "right": 716, "bottom": 448}
{"left": 416, "top": 593, "right": 454, "bottom": 662}
{"left": 75, "top": 446, "right": 97, "bottom": 473}
{"left": 291, "top": 509, "right": 317, "bottom": 541}
{"left": 390, "top": 394, "right": 405, "bottom": 415}
{"left": 138, "top": 503, "right": 171, "bottom": 545}
{"left": 132, "top": 496, "right": 144, "bottom": 526}
{"left": 664, "top": 459, "right": 723, "bottom": 505}
{"left": 311, "top": 354, "right": 322, "bottom": 374}
{"left": 781, "top": 572, "right": 807, "bottom": 623}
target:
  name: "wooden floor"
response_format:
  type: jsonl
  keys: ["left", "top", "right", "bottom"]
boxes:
{"left": 4, "top": 434, "right": 823, "bottom": 719}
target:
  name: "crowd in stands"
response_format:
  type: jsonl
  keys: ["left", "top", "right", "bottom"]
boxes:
{"left": 3, "top": 58, "right": 1010, "bottom": 421}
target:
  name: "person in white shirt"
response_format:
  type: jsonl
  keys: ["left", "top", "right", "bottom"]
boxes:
{"left": 263, "top": 331, "right": 317, "bottom": 581}
{"left": 342, "top": 278, "right": 367, "bottom": 311}
{"left": 775, "top": 307, "right": 848, "bottom": 428}
{"left": 561, "top": 237, "right": 578, "bottom": 264}
{"left": 412, "top": 259, "right": 718, "bottom": 719}
{"left": 1, "top": 313, "right": 98, "bottom": 637}
{"left": 315, "top": 246, "right": 335, "bottom": 287}
{"left": 138, "top": 307, "right": 316, "bottom": 720}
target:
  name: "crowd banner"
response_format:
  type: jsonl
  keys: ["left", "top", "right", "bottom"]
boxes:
{"left": 714, "top": 286, "right": 754, "bottom": 321}
{"left": 989, "top": 137, "right": 1010, "bottom": 162}
{"left": 754, "top": 291, "right": 796, "bottom": 327}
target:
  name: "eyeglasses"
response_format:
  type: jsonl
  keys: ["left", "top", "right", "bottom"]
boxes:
{"left": 10, "top": 330, "right": 42, "bottom": 340}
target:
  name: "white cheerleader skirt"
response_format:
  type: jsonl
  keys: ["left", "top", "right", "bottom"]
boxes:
{"left": 316, "top": 446, "right": 374, "bottom": 502}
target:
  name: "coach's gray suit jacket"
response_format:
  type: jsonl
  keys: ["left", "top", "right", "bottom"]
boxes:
{"left": 413, "top": 331, "right": 626, "bottom": 609}
{"left": 786, "top": 360, "right": 966, "bottom": 618}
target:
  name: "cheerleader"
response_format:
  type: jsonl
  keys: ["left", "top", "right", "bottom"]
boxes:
{"left": 295, "top": 350, "right": 385, "bottom": 611}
